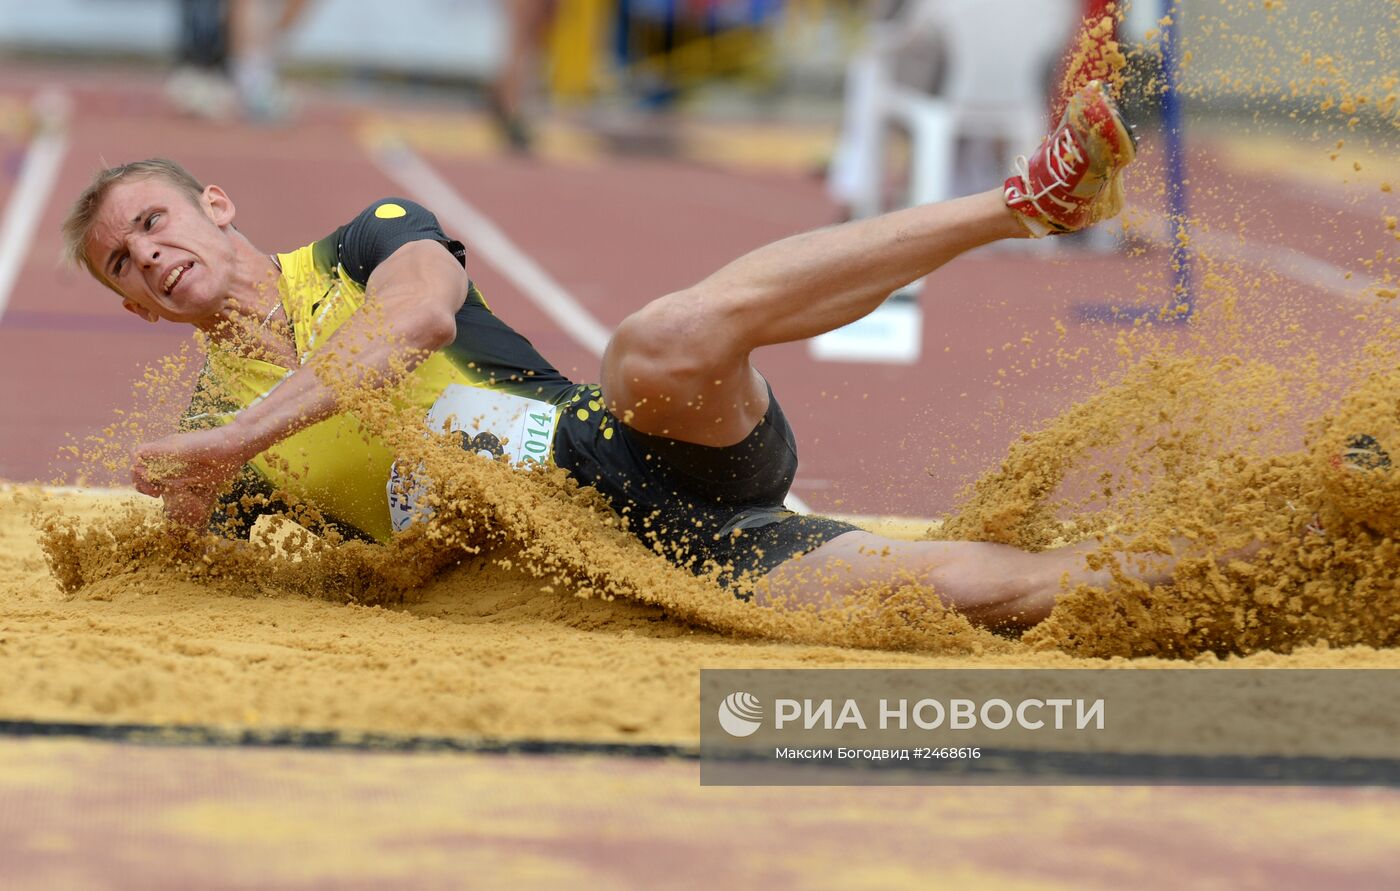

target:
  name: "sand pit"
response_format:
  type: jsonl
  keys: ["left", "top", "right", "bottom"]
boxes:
{"left": 3, "top": 483, "right": 1397, "bottom": 746}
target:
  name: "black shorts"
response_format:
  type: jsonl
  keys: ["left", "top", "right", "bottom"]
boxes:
{"left": 551, "top": 383, "right": 858, "bottom": 591}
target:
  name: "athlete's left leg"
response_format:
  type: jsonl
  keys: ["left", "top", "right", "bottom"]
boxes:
{"left": 754, "top": 531, "right": 1170, "bottom": 630}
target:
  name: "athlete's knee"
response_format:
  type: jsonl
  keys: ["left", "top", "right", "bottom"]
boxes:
{"left": 606, "top": 290, "right": 739, "bottom": 399}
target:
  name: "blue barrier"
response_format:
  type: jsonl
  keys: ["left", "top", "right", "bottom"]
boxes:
{"left": 1074, "top": 0, "right": 1193, "bottom": 325}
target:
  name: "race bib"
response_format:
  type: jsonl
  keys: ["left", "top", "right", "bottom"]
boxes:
{"left": 388, "top": 385, "right": 560, "bottom": 532}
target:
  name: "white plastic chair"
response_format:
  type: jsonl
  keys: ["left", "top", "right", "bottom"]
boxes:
{"left": 816, "top": 0, "right": 1079, "bottom": 366}
{"left": 831, "top": 0, "right": 1079, "bottom": 216}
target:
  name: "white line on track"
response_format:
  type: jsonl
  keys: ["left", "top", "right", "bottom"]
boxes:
{"left": 365, "top": 137, "right": 813, "bottom": 514}
{"left": 0, "top": 89, "right": 70, "bottom": 322}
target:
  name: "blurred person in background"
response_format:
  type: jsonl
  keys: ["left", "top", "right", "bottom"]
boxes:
{"left": 166, "top": 0, "right": 313, "bottom": 122}
{"left": 828, "top": 0, "right": 1076, "bottom": 220}
{"left": 491, "top": 0, "right": 559, "bottom": 153}
{"left": 166, "top": 0, "right": 235, "bottom": 120}
{"left": 230, "top": 0, "right": 314, "bottom": 120}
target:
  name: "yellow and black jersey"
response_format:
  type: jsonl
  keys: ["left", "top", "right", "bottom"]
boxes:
{"left": 191, "top": 198, "right": 583, "bottom": 542}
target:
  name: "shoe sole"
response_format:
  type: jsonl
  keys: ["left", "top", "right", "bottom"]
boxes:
{"left": 1077, "top": 82, "right": 1137, "bottom": 169}
{"left": 1104, "top": 95, "right": 1138, "bottom": 165}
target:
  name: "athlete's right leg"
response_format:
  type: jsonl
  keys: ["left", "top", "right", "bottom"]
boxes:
{"left": 753, "top": 531, "right": 1168, "bottom": 630}
{"left": 602, "top": 81, "right": 1135, "bottom": 450}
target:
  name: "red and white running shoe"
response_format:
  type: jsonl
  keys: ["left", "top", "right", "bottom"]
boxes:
{"left": 1004, "top": 80, "right": 1137, "bottom": 237}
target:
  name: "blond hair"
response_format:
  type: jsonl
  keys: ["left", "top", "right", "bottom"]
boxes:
{"left": 61, "top": 158, "right": 206, "bottom": 277}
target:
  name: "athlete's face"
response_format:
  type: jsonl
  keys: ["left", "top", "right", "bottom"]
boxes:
{"left": 84, "top": 177, "right": 239, "bottom": 325}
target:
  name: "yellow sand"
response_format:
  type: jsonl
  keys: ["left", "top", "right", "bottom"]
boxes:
{"left": 2, "top": 483, "right": 1395, "bottom": 745}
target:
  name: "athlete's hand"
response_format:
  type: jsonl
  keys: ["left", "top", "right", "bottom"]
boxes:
{"left": 132, "top": 426, "right": 252, "bottom": 528}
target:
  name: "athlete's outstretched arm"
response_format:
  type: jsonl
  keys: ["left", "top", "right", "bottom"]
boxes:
{"left": 132, "top": 239, "right": 466, "bottom": 524}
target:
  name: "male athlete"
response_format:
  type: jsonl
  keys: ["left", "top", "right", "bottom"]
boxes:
{"left": 64, "top": 82, "right": 1139, "bottom": 628}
